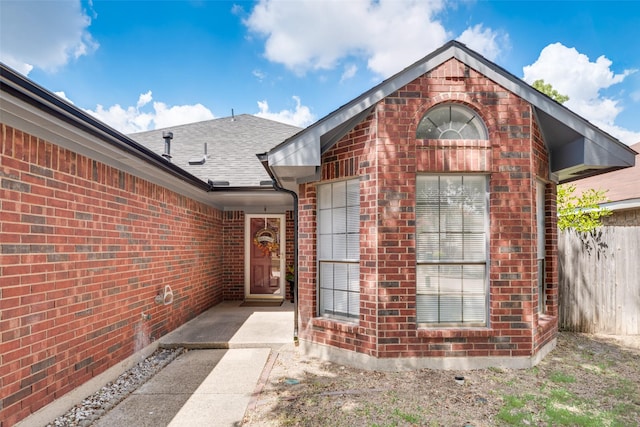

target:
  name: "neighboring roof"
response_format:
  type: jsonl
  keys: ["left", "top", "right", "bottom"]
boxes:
{"left": 130, "top": 115, "right": 301, "bottom": 187}
{"left": 571, "top": 142, "right": 640, "bottom": 210}
{"left": 267, "top": 40, "right": 636, "bottom": 188}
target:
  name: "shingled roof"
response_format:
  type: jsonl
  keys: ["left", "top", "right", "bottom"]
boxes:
{"left": 130, "top": 114, "right": 301, "bottom": 187}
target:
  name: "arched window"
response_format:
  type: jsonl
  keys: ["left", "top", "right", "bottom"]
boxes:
{"left": 416, "top": 104, "right": 488, "bottom": 140}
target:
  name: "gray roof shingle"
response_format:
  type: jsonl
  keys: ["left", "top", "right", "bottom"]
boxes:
{"left": 130, "top": 114, "right": 301, "bottom": 186}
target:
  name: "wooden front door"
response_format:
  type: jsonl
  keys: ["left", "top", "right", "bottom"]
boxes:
{"left": 245, "top": 214, "right": 285, "bottom": 299}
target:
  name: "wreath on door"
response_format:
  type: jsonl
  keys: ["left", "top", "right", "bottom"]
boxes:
{"left": 253, "top": 228, "right": 279, "bottom": 257}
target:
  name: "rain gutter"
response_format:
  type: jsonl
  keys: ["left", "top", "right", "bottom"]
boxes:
{"left": 257, "top": 153, "right": 299, "bottom": 345}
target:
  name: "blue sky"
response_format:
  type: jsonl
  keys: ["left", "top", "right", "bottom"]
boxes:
{"left": 1, "top": 0, "right": 639, "bottom": 144}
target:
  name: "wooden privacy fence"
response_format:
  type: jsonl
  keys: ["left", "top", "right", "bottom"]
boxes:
{"left": 558, "top": 226, "right": 640, "bottom": 335}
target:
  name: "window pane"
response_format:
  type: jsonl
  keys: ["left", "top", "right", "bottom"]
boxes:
{"left": 463, "top": 233, "right": 486, "bottom": 261}
{"left": 463, "top": 295, "right": 485, "bottom": 323}
{"left": 417, "top": 265, "right": 439, "bottom": 293}
{"left": 416, "top": 204, "right": 439, "bottom": 232}
{"left": 439, "top": 265, "right": 462, "bottom": 293}
{"left": 440, "top": 295, "right": 462, "bottom": 322}
{"left": 349, "top": 292, "right": 360, "bottom": 319}
{"left": 332, "top": 181, "right": 346, "bottom": 207}
{"left": 318, "top": 184, "right": 332, "bottom": 209}
{"left": 333, "top": 234, "right": 347, "bottom": 259}
{"left": 333, "top": 207, "right": 346, "bottom": 233}
{"left": 463, "top": 265, "right": 485, "bottom": 293}
{"left": 416, "top": 232, "right": 439, "bottom": 262}
{"left": 417, "top": 175, "right": 439, "bottom": 204}
{"left": 319, "top": 235, "right": 332, "bottom": 260}
{"left": 321, "top": 287, "right": 333, "bottom": 315}
{"left": 347, "top": 205, "right": 359, "bottom": 233}
{"left": 334, "top": 290, "right": 349, "bottom": 315}
{"left": 346, "top": 234, "right": 359, "bottom": 260}
{"left": 348, "top": 264, "right": 360, "bottom": 292}
{"left": 441, "top": 233, "right": 462, "bottom": 261}
{"left": 320, "top": 263, "right": 333, "bottom": 288}
{"left": 334, "top": 264, "right": 348, "bottom": 290}
{"left": 318, "top": 209, "right": 332, "bottom": 234}
{"left": 416, "top": 295, "right": 439, "bottom": 323}
{"left": 346, "top": 179, "right": 359, "bottom": 206}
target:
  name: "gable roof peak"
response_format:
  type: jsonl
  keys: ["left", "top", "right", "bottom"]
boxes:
{"left": 266, "top": 40, "right": 635, "bottom": 187}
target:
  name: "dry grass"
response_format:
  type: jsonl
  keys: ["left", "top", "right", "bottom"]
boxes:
{"left": 243, "top": 332, "right": 640, "bottom": 426}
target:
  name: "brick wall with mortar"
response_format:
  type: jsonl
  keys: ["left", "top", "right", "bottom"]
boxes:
{"left": 298, "top": 58, "right": 558, "bottom": 362}
{"left": 0, "top": 125, "right": 224, "bottom": 426}
{"left": 222, "top": 211, "right": 245, "bottom": 300}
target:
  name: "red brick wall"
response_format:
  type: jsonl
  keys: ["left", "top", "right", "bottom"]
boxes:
{"left": 0, "top": 125, "right": 223, "bottom": 426}
{"left": 298, "top": 58, "right": 558, "bottom": 361}
{"left": 222, "top": 211, "right": 245, "bottom": 300}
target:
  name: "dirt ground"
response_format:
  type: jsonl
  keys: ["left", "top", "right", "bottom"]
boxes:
{"left": 242, "top": 332, "right": 640, "bottom": 426}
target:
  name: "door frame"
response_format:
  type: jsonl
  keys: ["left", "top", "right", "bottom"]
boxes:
{"left": 244, "top": 213, "right": 286, "bottom": 300}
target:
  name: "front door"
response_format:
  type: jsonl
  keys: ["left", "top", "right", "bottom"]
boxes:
{"left": 245, "top": 214, "right": 285, "bottom": 299}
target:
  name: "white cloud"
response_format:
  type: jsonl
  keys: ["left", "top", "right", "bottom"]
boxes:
{"left": 252, "top": 69, "right": 267, "bottom": 82}
{"left": 340, "top": 64, "right": 358, "bottom": 83}
{"left": 245, "top": 0, "right": 509, "bottom": 78}
{"left": 457, "top": 24, "right": 508, "bottom": 61}
{"left": 83, "top": 91, "right": 215, "bottom": 134}
{"left": 245, "top": 0, "right": 456, "bottom": 77}
{"left": 54, "top": 91, "right": 73, "bottom": 104}
{"left": 0, "top": 0, "right": 98, "bottom": 75}
{"left": 523, "top": 43, "right": 640, "bottom": 144}
{"left": 255, "top": 96, "right": 315, "bottom": 127}
{"left": 152, "top": 102, "right": 215, "bottom": 129}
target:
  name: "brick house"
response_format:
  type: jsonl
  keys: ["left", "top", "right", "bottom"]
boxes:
{"left": 261, "top": 41, "right": 635, "bottom": 369}
{"left": 0, "top": 41, "right": 635, "bottom": 424}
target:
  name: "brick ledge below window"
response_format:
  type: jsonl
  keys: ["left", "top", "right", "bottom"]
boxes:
{"left": 416, "top": 327, "right": 495, "bottom": 338}
{"left": 312, "top": 317, "right": 362, "bottom": 335}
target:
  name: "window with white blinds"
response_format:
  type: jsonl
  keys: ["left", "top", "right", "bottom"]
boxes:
{"left": 416, "top": 175, "right": 488, "bottom": 326}
{"left": 318, "top": 179, "right": 360, "bottom": 320}
{"left": 537, "top": 180, "right": 546, "bottom": 314}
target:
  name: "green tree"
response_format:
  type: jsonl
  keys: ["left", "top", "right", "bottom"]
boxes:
{"left": 557, "top": 184, "right": 611, "bottom": 232}
{"left": 532, "top": 79, "right": 570, "bottom": 104}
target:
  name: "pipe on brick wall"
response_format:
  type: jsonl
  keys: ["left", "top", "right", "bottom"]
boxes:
{"left": 256, "top": 153, "right": 299, "bottom": 345}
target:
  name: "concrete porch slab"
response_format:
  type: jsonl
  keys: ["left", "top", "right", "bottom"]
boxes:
{"left": 159, "top": 300, "right": 295, "bottom": 350}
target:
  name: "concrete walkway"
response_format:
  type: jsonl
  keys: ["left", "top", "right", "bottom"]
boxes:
{"left": 95, "top": 301, "right": 294, "bottom": 427}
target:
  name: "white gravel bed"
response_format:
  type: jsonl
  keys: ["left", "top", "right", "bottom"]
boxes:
{"left": 45, "top": 347, "right": 183, "bottom": 427}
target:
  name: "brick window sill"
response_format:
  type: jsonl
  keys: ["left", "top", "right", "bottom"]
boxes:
{"left": 538, "top": 314, "right": 557, "bottom": 330}
{"left": 311, "top": 317, "right": 362, "bottom": 335}
{"left": 416, "top": 327, "right": 495, "bottom": 338}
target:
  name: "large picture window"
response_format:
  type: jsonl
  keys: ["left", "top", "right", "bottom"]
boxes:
{"left": 318, "top": 179, "right": 360, "bottom": 320}
{"left": 416, "top": 175, "right": 488, "bottom": 326}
